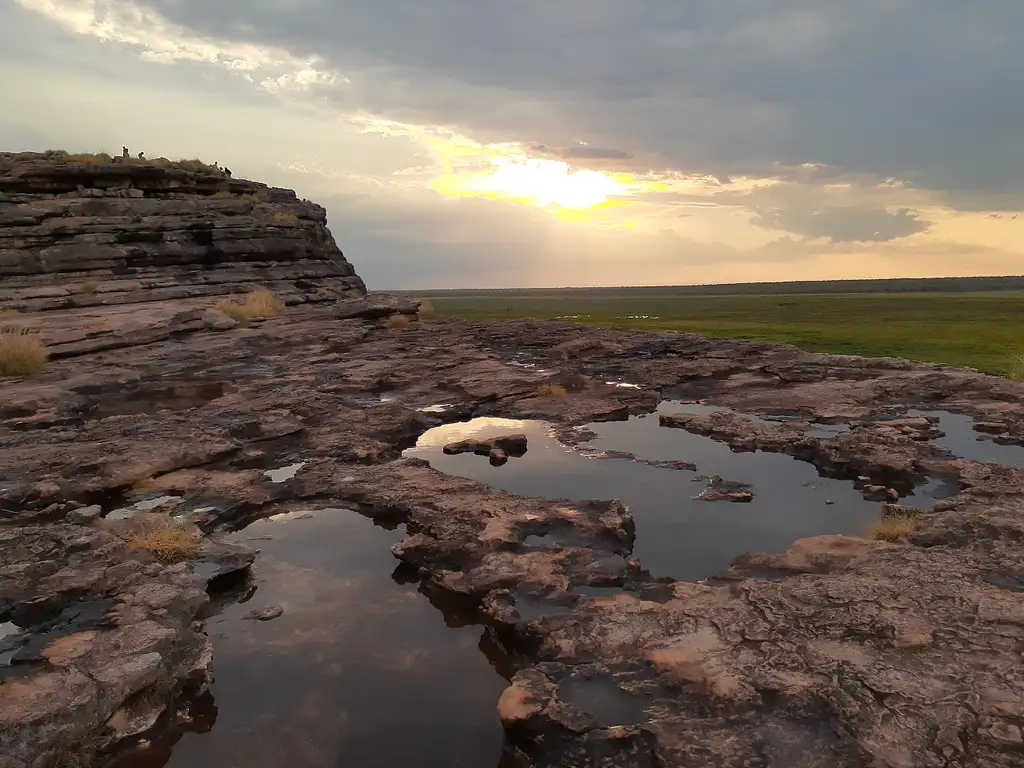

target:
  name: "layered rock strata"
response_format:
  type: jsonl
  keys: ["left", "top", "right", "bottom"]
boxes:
{"left": 0, "top": 152, "right": 365, "bottom": 314}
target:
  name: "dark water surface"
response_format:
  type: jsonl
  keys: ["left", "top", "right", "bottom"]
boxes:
{"left": 910, "top": 410, "right": 1024, "bottom": 466}
{"left": 113, "top": 401, "right": 1023, "bottom": 768}
{"left": 405, "top": 403, "right": 922, "bottom": 581}
{"left": 114, "top": 509, "right": 508, "bottom": 768}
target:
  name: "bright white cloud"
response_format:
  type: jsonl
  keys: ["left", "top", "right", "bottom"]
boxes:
{"left": 13, "top": 0, "right": 345, "bottom": 93}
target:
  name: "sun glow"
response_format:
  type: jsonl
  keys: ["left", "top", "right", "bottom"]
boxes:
{"left": 477, "top": 158, "right": 624, "bottom": 208}
{"left": 430, "top": 154, "right": 653, "bottom": 212}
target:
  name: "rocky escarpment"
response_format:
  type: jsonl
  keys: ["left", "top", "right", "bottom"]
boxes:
{"left": 4, "top": 156, "right": 1024, "bottom": 768}
{"left": 0, "top": 153, "right": 367, "bottom": 351}
{"left": 0, "top": 153, "right": 411, "bottom": 359}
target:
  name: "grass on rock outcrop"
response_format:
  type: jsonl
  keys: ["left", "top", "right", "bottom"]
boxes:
{"left": 124, "top": 520, "right": 202, "bottom": 564}
{"left": 0, "top": 327, "right": 48, "bottom": 376}
{"left": 216, "top": 289, "right": 285, "bottom": 323}
{"left": 387, "top": 313, "right": 411, "bottom": 329}
{"left": 534, "top": 384, "right": 568, "bottom": 397}
{"left": 867, "top": 512, "right": 917, "bottom": 542}
{"left": 35, "top": 150, "right": 221, "bottom": 173}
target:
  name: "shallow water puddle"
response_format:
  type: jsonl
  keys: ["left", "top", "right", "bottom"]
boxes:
{"left": 406, "top": 406, "right": 925, "bottom": 581}
{"left": 106, "top": 495, "right": 184, "bottom": 520}
{"left": 263, "top": 462, "right": 306, "bottom": 483}
{"left": 114, "top": 509, "right": 508, "bottom": 768}
{"left": 910, "top": 410, "right": 1024, "bottom": 466}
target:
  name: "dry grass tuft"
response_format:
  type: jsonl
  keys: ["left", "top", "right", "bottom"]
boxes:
{"left": 387, "top": 313, "right": 412, "bottom": 329}
{"left": 60, "top": 152, "right": 113, "bottom": 164}
{"left": 0, "top": 327, "right": 48, "bottom": 376}
{"left": 124, "top": 521, "right": 201, "bottom": 564}
{"left": 241, "top": 192, "right": 268, "bottom": 203}
{"left": 216, "top": 289, "right": 285, "bottom": 322}
{"left": 270, "top": 212, "right": 299, "bottom": 223}
{"left": 417, "top": 299, "right": 436, "bottom": 316}
{"left": 166, "top": 158, "right": 217, "bottom": 173}
{"left": 210, "top": 189, "right": 234, "bottom": 199}
{"left": 0, "top": 308, "right": 21, "bottom": 317}
{"left": 80, "top": 282, "right": 99, "bottom": 294}
{"left": 534, "top": 384, "right": 568, "bottom": 398}
{"left": 867, "top": 513, "right": 917, "bottom": 542}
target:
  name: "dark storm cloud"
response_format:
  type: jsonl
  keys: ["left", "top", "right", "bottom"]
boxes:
{"left": 527, "top": 144, "right": 633, "bottom": 160}
{"left": 523, "top": 142, "right": 636, "bottom": 170}
{"left": 752, "top": 206, "right": 930, "bottom": 243}
{"left": 124, "top": 0, "right": 1024, "bottom": 199}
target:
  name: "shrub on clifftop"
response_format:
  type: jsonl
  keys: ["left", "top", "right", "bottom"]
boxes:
{"left": 0, "top": 327, "right": 48, "bottom": 376}
{"left": 62, "top": 152, "right": 114, "bottom": 164}
{"left": 32, "top": 150, "right": 221, "bottom": 173}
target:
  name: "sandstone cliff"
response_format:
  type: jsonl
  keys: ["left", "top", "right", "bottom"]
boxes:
{"left": 0, "top": 152, "right": 365, "bottom": 313}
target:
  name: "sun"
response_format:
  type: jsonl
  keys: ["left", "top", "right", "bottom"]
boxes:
{"left": 431, "top": 153, "right": 639, "bottom": 211}
{"left": 477, "top": 158, "right": 624, "bottom": 209}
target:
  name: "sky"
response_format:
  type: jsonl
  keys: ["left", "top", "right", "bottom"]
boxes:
{"left": 2, "top": 1, "right": 1022, "bottom": 290}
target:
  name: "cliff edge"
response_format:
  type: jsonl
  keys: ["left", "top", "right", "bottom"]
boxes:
{"left": 0, "top": 151, "right": 364, "bottom": 306}
{"left": 0, "top": 152, "right": 403, "bottom": 357}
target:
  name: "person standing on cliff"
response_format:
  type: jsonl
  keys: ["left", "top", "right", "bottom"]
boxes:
{"left": 122, "top": 146, "right": 129, "bottom": 159}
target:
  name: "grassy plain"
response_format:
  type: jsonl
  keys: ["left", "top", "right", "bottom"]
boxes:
{"left": 402, "top": 289, "right": 1024, "bottom": 376}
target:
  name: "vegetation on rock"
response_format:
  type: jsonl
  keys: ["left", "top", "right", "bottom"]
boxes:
{"left": 867, "top": 512, "right": 917, "bottom": 541}
{"left": 18, "top": 150, "right": 223, "bottom": 173}
{"left": 0, "top": 326, "right": 48, "bottom": 376}
{"left": 386, "top": 313, "right": 412, "bottom": 329}
{"left": 124, "top": 520, "right": 202, "bottom": 563}
{"left": 534, "top": 384, "right": 568, "bottom": 397}
{"left": 216, "top": 289, "right": 286, "bottom": 322}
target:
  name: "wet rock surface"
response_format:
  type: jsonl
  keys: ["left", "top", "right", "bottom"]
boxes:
{"left": 2, "top": 312, "right": 1022, "bottom": 766}
{"left": 4, "top": 163, "right": 1024, "bottom": 766}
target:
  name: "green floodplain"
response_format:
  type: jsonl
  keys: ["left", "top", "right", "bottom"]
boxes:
{"left": 397, "top": 276, "right": 1024, "bottom": 377}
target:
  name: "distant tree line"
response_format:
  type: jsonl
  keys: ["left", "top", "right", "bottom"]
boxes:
{"left": 395, "top": 275, "right": 1024, "bottom": 298}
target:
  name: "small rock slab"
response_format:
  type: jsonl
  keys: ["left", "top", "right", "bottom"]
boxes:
{"left": 443, "top": 433, "right": 529, "bottom": 460}
{"left": 334, "top": 294, "right": 420, "bottom": 320}
{"left": 243, "top": 605, "right": 283, "bottom": 621}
